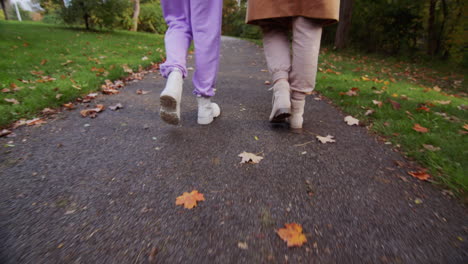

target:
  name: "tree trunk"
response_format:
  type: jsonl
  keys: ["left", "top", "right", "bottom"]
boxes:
{"left": 1, "top": 0, "right": 9, "bottom": 20}
{"left": 131, "top": 0, "right": 140, "bottom": 32}
{"left": 335, "top": 0, "right": 354, "bottom": 49}
{"left": 427, "top": 0, "right": 438, "bottom": 56}
{"left": 84, "top": 13, "right": 90, "bottom": 30}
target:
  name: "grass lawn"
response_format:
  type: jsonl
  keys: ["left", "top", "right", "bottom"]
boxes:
{"left": 315, "top": 48, "right": 467, "bottom": 195}
{"left": 0, "top": 21, "right": 165, "bottom": 127}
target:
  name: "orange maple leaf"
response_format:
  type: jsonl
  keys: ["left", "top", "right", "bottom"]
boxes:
{"left": 408, "top": 170, "right": 431, "bottom": 181}
{"left": 276, "top": 223, "right": 307, "bottom": 247}
{"left": 413, "top": 124, "right": 429, "bottom": 133}
{"left": 176, "top": 190, "right": 205, "bottom": 209}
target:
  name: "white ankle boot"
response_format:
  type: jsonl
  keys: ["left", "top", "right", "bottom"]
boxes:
{"left": 290, "top": 98, "right": 305, "bottom": 132}
{"left": 160, "top": 70, "right": 183, "bottom": 125}
{"left": 269, "top": 80, "right": 291, "bottom": 123}
{"left": 197, "top": 97, "right": 221, "bottom": 125}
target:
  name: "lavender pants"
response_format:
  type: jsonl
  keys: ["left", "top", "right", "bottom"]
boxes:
{"left": 160, "top": 0, "right": 223, "bottom": 97}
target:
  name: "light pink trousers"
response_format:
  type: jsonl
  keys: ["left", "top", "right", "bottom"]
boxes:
{"left": 261, "top": 17, "right": 323, "bottom": 94}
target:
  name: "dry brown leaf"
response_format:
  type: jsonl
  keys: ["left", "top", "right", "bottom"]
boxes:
{"left": 109, "top": 103, "right": 123, "bottom": 111}
{"left": 136, "top": 89, "right": 150, "bottom": 95}
{"left": 388, "top": 99, "right": 401, "bottom": 110}
{"left": 416, "top": 106, "right": 430, "bottom": 112}
{"left": 122, "top": 64, "right": 133, "bottom": 73}
{"left": 276, "top": 223, "right": 307, "bottom": 247}
{"left": 463, "top": 124, "right": 468, "bottom": 131}
{"left": 413, "top": 124, "right": 429, "bottom": 133}
{"left": 1, "top": 88, "right": 10, "bottom": 93}
{"left": 365, "top": 109, "right": 375, "bottom": 116}
{"left": 41, "top": 108, "right": 57, "bottom": 115}
{"left": 422, "top": 144, "right": 440, "bottom": 151}
{"left": 344, "top": 115, "right": 359, "bottom": 126}
{"left": 434, "top": 100, "right": 451, "bottom": 105}
{"left": 0, "top": 129, "right": 12, "bottom": 137}
{"left": 40, "top": 59, "right": 48, "bottom": 65}
{"left": 63, "top": 102, "right": 74, "bottom": 109}
{"left": 80, "top": 104, "right": 105, "bottom": 118}
{"left": 175, "top": 190, "right": 205, "bottom": 209}
{"left": 26, "top": 118, "right": 46, "bottom": 126}
{"left": 4, "top": 98, "right": 19, "bottom": 104}
{"left": 316, "top": 135, "right": 336, "bottom": 144}
{"left": 238, "top": 151, "right": 264, "bottom": 164}
{"left": 372, "top": 100, "right": 383, "bottom": 108}
{"left": 408, "top": 170, "right": 431, "bottom": 181}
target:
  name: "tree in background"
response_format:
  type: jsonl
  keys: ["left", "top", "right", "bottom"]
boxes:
{"left": 131, "top": 0, "right": 140, "bottom": 31}
{"left": 1, "top": 0, "right": 9, "bottom": 20}
{"left": 334, "top": 0, "right": 353, "bottom": 49}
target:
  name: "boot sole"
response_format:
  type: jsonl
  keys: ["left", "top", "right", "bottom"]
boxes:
{"left": 270, "top": 108, "right": 291, "bottom": 123}
{"left": 160, "top": 95, "right": 180, "bottom": 125}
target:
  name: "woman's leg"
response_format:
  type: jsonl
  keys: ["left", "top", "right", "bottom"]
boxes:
{"left": 159, "top": 0, "right": 191, "bottom": 78}
{"left": 159, "top": 0, "right": 191, "bottom": 125}
{"left": 289, "top": 17, "right": 322, "bottom": 131}
{"left": 261, "top": 18, "right": 293, "bottom": 122}
{"left": 190, "top": 0, "right": 223, "bottom": 97}
{"left": 290, "top": 17, "right": 322, "bottom": 94}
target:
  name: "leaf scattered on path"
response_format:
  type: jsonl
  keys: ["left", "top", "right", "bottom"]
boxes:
{"left": 175, "top": 190, "right": 205, "bottom": 209}
{"left": 109, "top": 103, "right": 123, "bottom": 111}
{"left": 408, "top": 170, "right": 431, "bottom": 181}
{"left": 316, "top": 135, "right": 336, "bottom": 144}
{"left": 80, "top": 104, "right": 105, "bottom": 118}
{"left": 238, "top": 151, "right": 263, "bottom": 164}
{"left": 276, "top": 223, "right": 307, "bottom": 247}
{"left": 344, "top": 116, "right": 359, "bottom": 126}
{"left": 41, "top": 108, "right": 57, "bottom": 115}
{"left": 26, "top": 118, "right": 46, "bottom": 126}
{"left": 413, "top": 124, "right": 429, "bottom": 133}
{"left": 136, "top": 89, "right": 150, "bottom": 95}
{"left": 238, "top": 242, "right": 248, "bottom": 250}
{"left": 0, "top": 129, "right": 12, "bottom": 137}
{"left": 63, "top": 103, "right": 75, "bottom": 109}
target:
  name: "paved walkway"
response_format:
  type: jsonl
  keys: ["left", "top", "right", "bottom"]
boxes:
{"left": 1, "top": 37, "right": 466, "bottom": 263}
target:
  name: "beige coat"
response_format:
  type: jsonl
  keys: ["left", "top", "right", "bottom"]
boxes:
{"left": 246, "top": 0, "right": 340, "bottom": 26}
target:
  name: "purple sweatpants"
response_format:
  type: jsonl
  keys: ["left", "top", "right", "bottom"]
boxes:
{"left": 160, "top": 0, "right": 223, "bottom": 97}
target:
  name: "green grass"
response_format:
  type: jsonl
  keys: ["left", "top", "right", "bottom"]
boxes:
{"left": 0, "top": 21, "right": 165, "bottom": 127}
{"left": 315, "top": 48, "right": 467, "bottom": 195}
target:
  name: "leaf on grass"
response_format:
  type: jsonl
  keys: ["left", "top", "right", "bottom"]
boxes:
{"left": 434, "top": 100, "right": 451, "bottom": 105}
{"left": 364, "top": 109, "right": 375, "bottom": 116}
{"left": 372, "top": 100, "right": 383, "bottom": 108}
{"left": 416, "top": 106, "right": 430, "bottom": 112}
{"left": 40, "top": 59, "right": 48, "bottom": 65}
{"left": 109, "top": 103, "right": 123, "bottom": 111}
{"left": 122, "top": 64, "right": 133, "bottom": 73}
{"left": 413, "top": 124, "right": 429, "bottom": 133}
{"left": 408, "top": 170, "right": 430, "bottom": 181}
{"left": 422, "top": 144, "right": 440, "bottom": 151}
{"left": 388, "top": 99, "right": 401, "bottom": 110}
{"left": 0, "top": 129, "right": 12, "bottom": 137}
{"left": 41, "top": 108, "right": 57, "bottom": 115}
{"left": 316, "top": 135, "right": 336, "bottom": 144}
{"left": 175, "top": 190, "right": 205, "bottom": 209}
{"left": 80, "top": 104, "right": 105, "bottom": 118}
{"left": 1, "top": 88, "right": 10, "bottom": 93}
{"left": 26, "top": 118, "right": 46, "bottom": 126}
{"left": 463, "top": 124, "right": 468, "bottom": 131}
{"left": 276, "top": 223, "right": 307, "bottom": 247}
{"left": 344, "top": 115, "right": 359, "bottom": 126}
{"left": 56, "top": 93, "right": 63, "bottom": 99}
{"left": 136, "top": 89, "right": 150, "bottom": 95}
{"left": 238, "top": 151, "right": 264, "bottom": 164}
{"left": 4, "top": 98, "right": 19, "bottom": 104}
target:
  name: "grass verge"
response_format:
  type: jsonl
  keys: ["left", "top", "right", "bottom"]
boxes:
{"left": 0, "top": 21, "right": 165, "bottom": 127}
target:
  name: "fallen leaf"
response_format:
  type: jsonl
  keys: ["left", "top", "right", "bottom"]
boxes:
{"left": 433, "top": 86, "right": 441, "bottom": 92}
{"left": 122, "top": 64, "right": 133, "bottom": 73}
{"left": 4, "top": 98, "right": 19, "bottom": 104}
{"left": 416, "top": 106, "right": 430, "bottom": 112}
{"left": 264, "top": 80, "right": 271, "bottom": 85}
{"left": 414, "top": 198, "right": 423, "bottom": 204}
{"left": 0, "top": 129, "right": 12, "bottom": 137}
{"left": 413, "top": 124, "right": 429, "bottom": 133}
{"left": 422, "top": 144, "right": 440, "bottom": 151}
{"left": 148, "top": 247, "right": 158, "bottom": 263}
{"left": 56, "top": 94, "right": 63, "bottom": 99}
{"left": 238, "top": 242, "right": 248, "bottom": 250}
{"left": 1, "top": 88, "right": 10, "bottom": 93}
{"left": 61, "top": 60, "right": 73, "bottom": 66}
{"left": 136, "top": 89, "right": 150, "bottom": 95}
{"left": 276, "top": 223, "right": 307, "bottom": 247}
{"left": 434, "top": 100, "right": 451, "bottom": 105}
{"left": 365, "top": 109, "right": 375, "bottom": 116}
{"left": 141, "top": 56, "right": 149, "bottom": 61}
{"left": 41, "top": 108, "right": 57, "bottom": 115}
{"left": 463, "top": 124, "right": 468, "bottom": 131}
{"left": 175, "top": 190, "right": 205, "bottom": 209}
{"left": 26, "top": 118, "right": 46, "bottom": 126}
{"left": 63, "top": 103, "right": 74, "bottom": 109}
{"left": 80, "top": 104, "right": 105, "bottom": 118}
{"left": 316, "top": 135, "right": 336, "bottom": 144}
{"left": 238, "top": 151, "right": 264, "bottom": 164}
{"left": 408, "top": 170, "right": 431, "bottom": 181}
{"left": 388, "top": 99, "right": 401, "bottom": 110}
{"left": 344, "top": 115, "right": 359, "bottom": 126}
{"left": 109, "top": 103, "right": 123, "bottom": 111}
{"left": 40, "top": 59, "right": 48, "bottom": 65}
{"left": 372, "top": 100, "right": 383, "bottom": 108}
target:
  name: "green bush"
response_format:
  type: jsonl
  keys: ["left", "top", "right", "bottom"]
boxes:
{"left": 8, "top": 5, "right": 32, "bottom": 21}
{"left": 42, "top": 11, "right": 63, "bottom": 24}
{"left": 222, "top": 0, "right": 261, "bottom": 39}
{"left": 138, "top": 2, "right": 167, "bottom": 33}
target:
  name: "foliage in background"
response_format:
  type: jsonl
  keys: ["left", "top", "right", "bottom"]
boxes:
{"left": 222, "top": 0, "right": 261, "bottom": 39}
